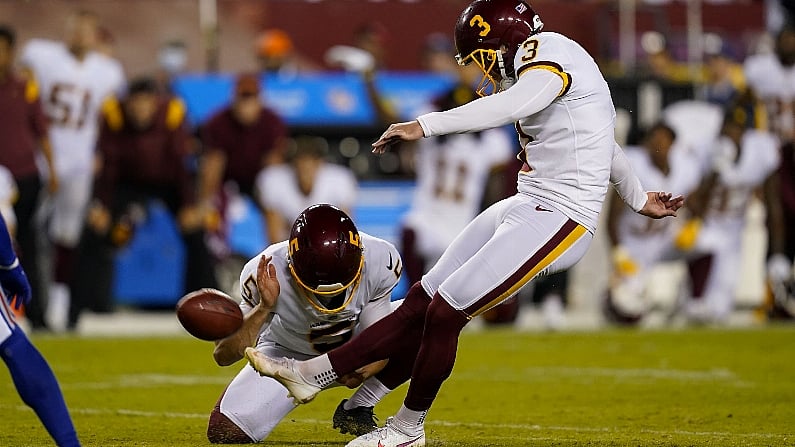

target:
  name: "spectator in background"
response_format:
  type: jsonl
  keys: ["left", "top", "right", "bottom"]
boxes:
{"left": 700, "top": 33, "right": 746, "bottom": 107}
{"left": 156, "top": 39, "right": 188, "bottom": 93}
{"left": 255, "top": 136, "right": 358, "bottom": 244}
{"left": 255, "top": 29, "right": 318, "bottom": 78}
{"left": 639, "top": 31, "right": 693, "bottom": 84}
{"left": 745, "top": 25, "right": 795, "bottom": 143}
{"left": 674, "top": 105, "right": 779, "bottom": 323}
{"left": 71, "top": 77, "right": 216, "bottom": 330}
{"left": 0, "top": 24, "right": 58, "bottom": 329}
{"left": 199, "top": 73, "right": 287, "bottom": 253}
{"left": 325, "top": 23, "right": 399, "bottom": 126}
{"left": 744, "top": 24, "right": 795, "bottom": 318}
{"left": 21, "top": 10, "right": 125, "bottom": 331}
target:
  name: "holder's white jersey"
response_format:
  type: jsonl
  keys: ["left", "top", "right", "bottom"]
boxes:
{"left": 237, "top": 232, "right": 401, "bottom": 356}
{"left": 404, "top": 128, "right": 512, "bottom": 258}
{"left": 21, "top": 39, "right": 125, "bottom": 176}
{"left": 256, "top": 163, "right": 358, "bottom": 224}
{"left": 512, "top": 32, "right": 617, "bottom": 232}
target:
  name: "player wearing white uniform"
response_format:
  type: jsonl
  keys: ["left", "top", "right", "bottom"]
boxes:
{"left": 207, "top": 204, "right": 403, "bottom": 443}
{"left": 21, "top": 11, "right": 125, "bottom": 326}
{"left": 243, "top": 2, "right": 683, "bottom": 446}
{"left": 402, "top": 115, "right": 512, "bottom": 280}
{"left": 255, "top": 136, "right": 358, "bottom": 244}
{"left": 605, "top": 123, "right": 703, "bottom": 321}
{"left": 744, "top": 27, "right": 795, "bottom": 144}
{"left": 679, "top": 111, "right": 780, "bottom": 322}
{"left": 0, "top": 166, "right": 17, "bottom": 233}
{"left": 745, "top": 26, "right": 795, "bottom": 317}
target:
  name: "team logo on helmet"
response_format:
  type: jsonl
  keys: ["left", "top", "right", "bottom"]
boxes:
{"left": 287, "top": 204, "right": 364, "bottom": 314}
{"left": 454, "top": 0, "right": 543, "bottom": 96}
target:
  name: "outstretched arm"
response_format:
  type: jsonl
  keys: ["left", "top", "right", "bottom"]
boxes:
{"left": 372, "top": 69, "right": 562, "bottom": 153}
{"left": 610, "top": 143, "right": 684, "bottom": 219}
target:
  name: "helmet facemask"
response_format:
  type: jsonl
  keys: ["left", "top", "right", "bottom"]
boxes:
{"left": 456, "top": 47, "right": 513, "bottom": 97}
{"left": 288, "top": 252, "right": 364, "bottom": 314}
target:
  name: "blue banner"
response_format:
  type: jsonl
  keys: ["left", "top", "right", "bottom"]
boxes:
{"left": 172, "top": 71, "right": 456, "bottom": 127}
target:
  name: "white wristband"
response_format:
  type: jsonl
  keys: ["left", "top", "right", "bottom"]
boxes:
{"left": 0, "top": 258, "right": 19, "bottom": 270}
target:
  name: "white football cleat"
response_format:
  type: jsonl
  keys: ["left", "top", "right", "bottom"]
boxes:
{"left": 244, "top": 347, "right": 321, "bottom": 404}
{"left": 345, "top": 417, "right": 425, "bottom": 447}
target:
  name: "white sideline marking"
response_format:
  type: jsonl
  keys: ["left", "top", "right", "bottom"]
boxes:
{"left": 3, "top": 404, "right": 787, "bottom": 441}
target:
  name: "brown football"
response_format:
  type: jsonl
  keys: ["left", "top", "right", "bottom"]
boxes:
{"left": 176, "top": 288, "right": 244, "bottom": 341}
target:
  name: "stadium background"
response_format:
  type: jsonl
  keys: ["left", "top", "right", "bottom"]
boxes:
{"left": 0, "top": 0, "right": 771, "bottom": 323}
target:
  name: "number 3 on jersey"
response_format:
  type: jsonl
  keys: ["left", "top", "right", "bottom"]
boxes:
{"left": 521, "top": 39, "right": 539, "bottom": 63}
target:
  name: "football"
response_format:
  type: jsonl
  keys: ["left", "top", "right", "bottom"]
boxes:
{"left": 176, "top": 288, "right": 244, "bottom": 341}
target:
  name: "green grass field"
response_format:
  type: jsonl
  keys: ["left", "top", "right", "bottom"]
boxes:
{"left": 2, "top": 326, "right": 794, "bottom": 446}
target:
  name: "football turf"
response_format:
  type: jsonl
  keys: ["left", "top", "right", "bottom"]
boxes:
{"left": 2, "top": 326, "right": 793, "bottom": 446}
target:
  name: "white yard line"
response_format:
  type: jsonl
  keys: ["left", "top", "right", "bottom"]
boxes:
{"left": 3, "top": 404, "right": 787, "bottom": 441}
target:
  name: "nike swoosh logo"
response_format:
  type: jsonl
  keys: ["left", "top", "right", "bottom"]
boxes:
{"left": 396, "top": 437, "right": 423, "bottom": 447}
{"left": 535, "top": 204, "right": 553, "bottom": 213}
{"left": 386, "top": 252, "right": 393, "bottom": 270}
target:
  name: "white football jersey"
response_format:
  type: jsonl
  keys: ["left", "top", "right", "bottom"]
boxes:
{"left": 21, "top": 39, "right": 125, "bottom": 176}
{"left": 618, "top": 145, "right": 701, "bottom": 240}
{"left": 0, "top": 165, "right": 17, "bottom": 230}
{"left": 256, "top": 163, "right": 358, "bottom": 224}
{"left": 512, "top": 32, "right": 618, "bottom": 232}
{"left": 404, "top": 128, "right": 512, "bottom": 257}
{"left": 705, "top": 130, "right": 779, "bottom": 223}
{"left": 744, "top": 52, "right": 795, "bottom": 136}
{"left": 237, "top": 232, "right": 401, "bottom": 356}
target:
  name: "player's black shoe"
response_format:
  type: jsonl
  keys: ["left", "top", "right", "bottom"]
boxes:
{"left": 333, "top": 399, "right": 378, "bottom": 436}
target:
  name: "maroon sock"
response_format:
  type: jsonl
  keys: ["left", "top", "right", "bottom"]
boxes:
{"left": 404, "top": 295, "right": 469, "bottom": 411}
{"left": 688, "top": 254, "right": 713, "bottom": 299}
{"left": 373, "top": 325, "right": 423, "bottom": 389}
{"left": 53, "top": 244, "right": 76, "bottom": 284}
{"left": 400, "top": 227, "right": 425, "bottom": 286}
{"left": 329, "top": 282, "right": 430, "bottom": 376}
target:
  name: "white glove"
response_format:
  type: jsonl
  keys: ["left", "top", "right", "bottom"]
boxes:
{"left": 768, "top": 254, "right": 793, "bottom": 283}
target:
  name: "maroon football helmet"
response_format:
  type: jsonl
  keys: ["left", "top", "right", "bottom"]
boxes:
{"left": 454, "top": 0, "right": 543, "bottom": 96}
{"left": 287, "top": 204, "right": 364, "bottom": 313}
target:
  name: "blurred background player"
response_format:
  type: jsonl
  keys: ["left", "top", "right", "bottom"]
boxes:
{"left": 72, "top": 77, "right": 216, "bottom": 330}
{"left": 604, "top": 123, "right": 702, "bottom": 323}
{"left": 0, "top": 213, "right": 80, "bottom": 447}
{"left": 0, "top": 166, "right": 17, "bottom": 232}
{"left": 325, "top": 22, "right": 399, "bottom": 127}
{"left": 0, "top": 24, "right": 58, "bottom": 329}
{"left": 744, "top": 25, "right": 795, "bottom": 317}
{"left": 700, "top": 33, "right": 746, "bottom": 108}
{"left": 20, "top": 10, "right": 125, "bottom": 331}
{"left": 675, "top": 103, "right": 779, "bottom": 323}
{"left": 199, "top": 73, "right": 287, "bottom": 257}
{"left": 399, "top": 35, "right": 513, "bottom": 286}
{"left": 255, "top": 136, "right": 358, "bottom": 244}
{"left": 207, "top": 204, "right": 403, "bottom": 443}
